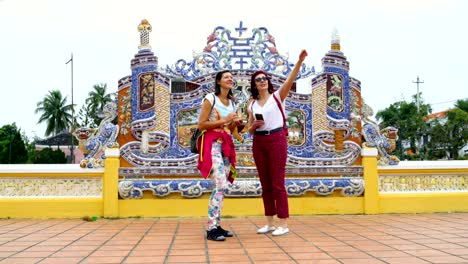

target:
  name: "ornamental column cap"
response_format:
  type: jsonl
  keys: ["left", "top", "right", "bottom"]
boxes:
{"left": 138, "top": 19, "right": 152, "bottom": 50}
{"left": 331, "top": 27, "right": 340, "bottom": 51}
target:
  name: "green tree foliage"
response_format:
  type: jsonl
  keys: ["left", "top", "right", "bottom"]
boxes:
{"left": 24, "top": 139, "right": 36, "bottom": 164}
{"left": 86, "top": 83, "right": 114, "bottom": 127}
{"left": 377, "top": 96, "right": 467, "bottom": 160}
{"left": 0, "top": 124, "right": 28, "bottom": 164}
{"left": 77, "top": 103, "right": 97, "bottom": 128}
{"left": 446, "top": 99, "right": 468, "bottom": 159}
{"left": 425, "top": 99, "right": 468, "bottom": 159}
{"left": 376, "top": 93, "right": 431, "bottom": 159}
{"left": 19, "top": 131, "right": 36, "bottom": 164}
{"left": 425, "top": 120, "right": 450, "bottom": 160}
{"left": 35, "top": 90, "right": 73, "bottom": 136}
{"left": 33, "top": 148, "right": 67, "bottom": 164}
{"left": 455, "top": 98, "right": 468, "bottom": 112}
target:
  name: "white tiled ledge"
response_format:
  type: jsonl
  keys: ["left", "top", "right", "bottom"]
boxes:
{"left": 361, "top": 148, "right": 378, "bottom": 157}
{"left": 380, "top": 160, "right": 468, "bottom": 170}
{"left": 0, "top": 164, "right": 103, "bottom": 174}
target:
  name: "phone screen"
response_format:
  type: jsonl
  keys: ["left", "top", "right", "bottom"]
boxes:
{"left": 255, "top": 113, "right": 264, "bottom": 121}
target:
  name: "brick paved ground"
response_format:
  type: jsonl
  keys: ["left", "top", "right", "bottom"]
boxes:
{"left": 1, "top": 213, "right": 468, "bottom": 264}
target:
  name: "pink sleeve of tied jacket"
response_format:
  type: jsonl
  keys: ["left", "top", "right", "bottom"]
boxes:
{"left": 196, "top": 130, "right": 237, "bottom": 183}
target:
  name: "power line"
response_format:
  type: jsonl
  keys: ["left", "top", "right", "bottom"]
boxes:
{"left": 429, "top": 97, "right": 468, "bottom": 106}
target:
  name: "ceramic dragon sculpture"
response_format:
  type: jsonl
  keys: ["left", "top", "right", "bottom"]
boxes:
{"left": 74, "top": 101, "right": 119, "bottom": 168}
{"left": 361, "top": 103, "right": 400, "bottom": 165}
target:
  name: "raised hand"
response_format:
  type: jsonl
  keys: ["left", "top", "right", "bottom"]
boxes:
{"left": 299, "top": 49, "right": 308, "bottom": 62}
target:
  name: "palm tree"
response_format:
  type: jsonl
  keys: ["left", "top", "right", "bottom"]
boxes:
{"left": 86, "top": 83, "right": 114, "bottom": 126}
{"left": 35, "top": 90, "right": 73, "bottom": 136}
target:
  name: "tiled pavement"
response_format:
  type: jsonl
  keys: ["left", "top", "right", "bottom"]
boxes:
{"left": 1, "top": 213, "right": 468, "bottom": 264}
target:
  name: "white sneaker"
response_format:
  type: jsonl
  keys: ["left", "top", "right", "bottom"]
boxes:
{"left": 257, "top": 225, "right": 276, "bottom": 234}
{"left": 272, "top": 227, "right": 289, "bottom": 236}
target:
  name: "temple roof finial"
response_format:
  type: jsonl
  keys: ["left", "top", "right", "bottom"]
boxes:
{"left": 331, "top": 27, "right": 340, "bottom": 51}
{"left": 138, "top": 19, "right": 152, "bottom": 50}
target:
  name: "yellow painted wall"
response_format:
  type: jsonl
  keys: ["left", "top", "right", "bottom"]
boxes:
{"left": 0, "top": 198, "right": 102, "bottom": 218}
{"left": 363, "top": 148, "right": 379, "bottom": 214}
{"left": 379, "top": 192, "right": 468, "bottom": 213}
{"left": 118, "top": 196, "right": 363, "bottom": 218}
{"left": 2, "top": 148, "right": 468, "bottom": 218}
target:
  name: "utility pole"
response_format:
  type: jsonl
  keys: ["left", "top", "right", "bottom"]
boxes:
{"left": 66, "top": 53, "right": 75, "bottom": 164}
{"left": 412, "top": 76, "right": 424, "bottom": 112}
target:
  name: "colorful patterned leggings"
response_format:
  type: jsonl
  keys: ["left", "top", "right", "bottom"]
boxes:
{"left": 207, "top": 141, "right": 230, "bottom": 230}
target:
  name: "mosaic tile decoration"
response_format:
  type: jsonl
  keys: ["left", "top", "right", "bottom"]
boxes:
{"left": 119, "top": 165, "right": 363, "bottom": 177}
{"left": 118, "top": 177, "right": 364, "bottom": 199}
{"left": 0, "top": 178, "right": 102, "bottom": 198}
{"left": 379, "top": 174, "right": 468, "bottom": 192}
{"left": 120, "top": 73, "right": 361, "bottom": 167}
{"left": 74, "top": 102, "right": 119, "bottom": 169}
{"left": 162, "top": 21, "right": 315, "bottom": 80}
{"left": 117, "top": 21, "right": 365, "bottom": 171}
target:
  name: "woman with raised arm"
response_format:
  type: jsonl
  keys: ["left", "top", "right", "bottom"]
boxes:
{"left": 247, "top": 50, "right": 308, "bottom": 236}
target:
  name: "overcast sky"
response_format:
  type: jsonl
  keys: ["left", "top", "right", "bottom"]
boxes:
{"left": 1, "top": 0, "right": 467, "bottom": 139}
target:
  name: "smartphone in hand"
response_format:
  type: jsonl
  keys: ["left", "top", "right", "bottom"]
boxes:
{"left": 255, "top": 113, "right": 264, "bottom": 121}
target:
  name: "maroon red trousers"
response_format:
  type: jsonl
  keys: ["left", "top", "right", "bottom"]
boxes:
{"left": 252, "top": 130, "right": 289, "bottom": 219}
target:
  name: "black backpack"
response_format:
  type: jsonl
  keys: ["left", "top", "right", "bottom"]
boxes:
{"left": 190, "top": 94, "right": 216, "bottom": 153}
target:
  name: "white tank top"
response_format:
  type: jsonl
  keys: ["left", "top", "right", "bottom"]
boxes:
{"left": 203, "top": 93, "right": 235, "bottom": 121}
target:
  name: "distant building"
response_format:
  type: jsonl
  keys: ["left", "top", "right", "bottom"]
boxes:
{"left": 423, "top": 109, "right": 467, "bottom": 159}
{"left": 34, "top": 132, "right": 83, "bottom": 163}
{"left": 424, "top": 110, "right": 449, "bottom": 125}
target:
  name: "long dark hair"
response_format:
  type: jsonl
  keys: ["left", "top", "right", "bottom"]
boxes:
{"left": 250, "top": 70, "right": 274, "bottom": 99}
{"left": 214, "top": 70, "right": 234, "bottom": 99}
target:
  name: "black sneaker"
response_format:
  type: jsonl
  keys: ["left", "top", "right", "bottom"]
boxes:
{"left": 206, "top": 228, "right": 226, "bottom": 241}
{"left": 217, "top": 226, "right": 234, "bottom": 237}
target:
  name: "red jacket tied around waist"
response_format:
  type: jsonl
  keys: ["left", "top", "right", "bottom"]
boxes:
{"left": 196, "top": 130, "right": 237, "bottom": 183}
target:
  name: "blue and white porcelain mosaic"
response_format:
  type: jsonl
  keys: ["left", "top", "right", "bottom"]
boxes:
{"left": 118, "top": 22, "right": 364, "bottom": 169}
{"left": 118, "top": 177, "right": 364, "bottom": 198}
{"left": 163, "top": 21, "right": 315, "bottom": 81}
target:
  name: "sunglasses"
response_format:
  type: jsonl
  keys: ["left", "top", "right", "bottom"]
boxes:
{"left": 255, "top": 76, "right": 269, "bottom": 82}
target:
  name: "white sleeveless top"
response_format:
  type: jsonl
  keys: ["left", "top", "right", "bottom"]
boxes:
{"left": 248, "top": 90, "right": 285, "bottom": 131}
{"left": 203, "top": 93, "right": 235, "bottom": 121}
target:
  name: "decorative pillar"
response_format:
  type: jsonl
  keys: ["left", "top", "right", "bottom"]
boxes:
{"left": 103, "top": 148, "right": 120, "bottom": 218}
{"left": 131, "top": 19, "right": 159, "bottom": 135}
{"left": 362, "top": 147, "right": 379, "bottom": 214}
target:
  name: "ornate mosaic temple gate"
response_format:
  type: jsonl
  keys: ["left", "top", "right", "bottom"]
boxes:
{"left": 114, "top": 20, "right": 365, "bottom": 202}
{"left": 1, "top": 20, "right": 467, "bottom": 219}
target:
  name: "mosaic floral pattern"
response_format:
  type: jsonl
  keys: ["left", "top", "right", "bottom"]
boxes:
{"left": 118, "top": 177, "right": 364, "bottom": 199}
{"left": 119, "top": 166, "right": 363, "bottom": 177}
{"left": 349, "top": 88, "right": 361, "bottom": 138}
{"left": 379, "top": 174, "right": 468, "bottom": 192}
{"left": 163, "top": 22, "right": 315, "bottom": 81}
{"left": 119, "top": 89, "right": 132, "bottom": 135}
{"left": 0, "top": 178, "right": 102, "bottom": 197}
